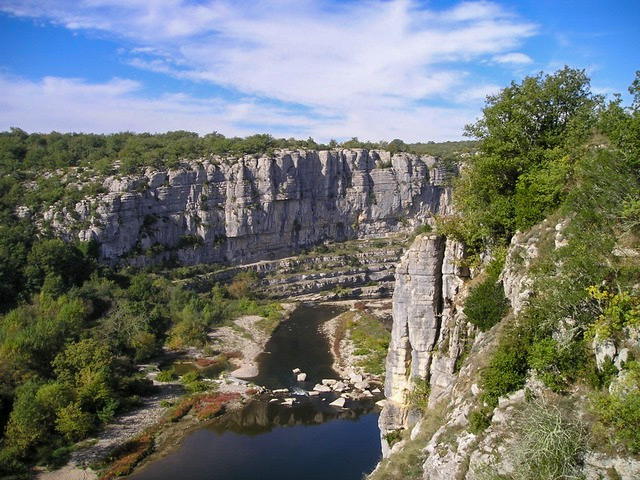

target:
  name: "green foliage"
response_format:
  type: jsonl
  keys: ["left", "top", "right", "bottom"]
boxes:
{"left": 384, "top": 429, "right": 403, "bottom": 446}
{"left": 407, "top": 378, "right": 431, "bottom": 411}
{"left": 464, "top": 253, "right": 509, "bottom": 332}
{"left": 457, "top": 67, "right": 600, "bottom": 245}
{"left": 468, "top": 408, "right": 492, "bottom": 434}
{"left": 347, "top": 311, "right": 390, "bottom": 375}
{"left": 480, "top": 402, "right": 587, "bottom": 480}
{"left": 587, "top": 287, "right": 640, "bottom": 340}
{"left": 590, "top": 362, "right": 640, "bottom": 453}
{"left": 156, "top": 369, "right": 178, "bottom": 382}
{"left": 226, "top": 271, "right": 259, "bottom": 299}
{"left": 180, "top": 371, "right": 209, "bottom": 393}
{"left": 55, "top": 402, "right": 94, "bottom": 442}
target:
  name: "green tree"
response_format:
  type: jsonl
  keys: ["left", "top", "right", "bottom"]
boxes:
{"left": 24, "top": 238, "right": 91, "bottom": 293}
{"left": 456, "top": 67, "right": 599, "bottom": 243}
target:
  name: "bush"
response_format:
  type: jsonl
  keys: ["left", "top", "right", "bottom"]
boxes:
{"left": 156, "top": 368, "right": 178, "bottom": 382}
{"left": 181, "top": 371, "right": 209, "bottom": 393}
{"left": 480, "top": 329, "right": 529, "bottom": 407}
{"left": 508, "top": 402, "right": 586, "bottom": 480}
{"left": 226, "top": 271, "right": 259, "bottom": 299}
{"left": 468, "top": 408, "right": 492, "bottom": 434}
{"left": 590, "top": 362, "right": 640, "bottom": 453}
{"left": 464, "top": 254, "right": 509, "bottom": 332}
{"left": 464, "top": 277, "right": 509, "bottom": 331}
{"left": 55, "top": 402, "right": 94, "bottom": 442}
{"left": 407, "top": 378, "right": 430, "bottom": 411}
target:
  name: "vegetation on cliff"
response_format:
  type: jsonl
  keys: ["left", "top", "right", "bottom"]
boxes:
{"left": 435, "top": 67, "right": 640, "bottom": 476}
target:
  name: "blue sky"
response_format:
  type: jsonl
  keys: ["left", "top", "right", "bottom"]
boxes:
{"left": 0, "top": 0, "right": 638, "bottom": 142}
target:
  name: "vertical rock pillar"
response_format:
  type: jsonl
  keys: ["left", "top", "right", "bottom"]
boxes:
{"left": 379, "top": 234, "right": 446, "bottom": 455}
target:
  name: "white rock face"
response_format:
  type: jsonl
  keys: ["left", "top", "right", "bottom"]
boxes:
{"left": 379, "top": 233, "right": 471, "bottom": 455}
{"left": 42, "top": 149, "right": 448, "bottom": 266}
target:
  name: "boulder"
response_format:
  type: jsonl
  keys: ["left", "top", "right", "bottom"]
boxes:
{"left": 292, "top": 368, "right": 301, "bottom": 374}
{"left": 332, "top": 381, "right": 347, "bottom": 392}
{"left": 329, "top": 397, "right": 346, "bottom": 408}
{"left": 322, "top": 379, "right": 337, "bottom": 386}
{"left": 296, "top": 373, "right": 307, "bottom": 382}
{"left": 313, "top": 384, "right": 332, "bottom": 392}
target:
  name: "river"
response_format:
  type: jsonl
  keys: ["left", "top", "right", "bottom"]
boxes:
{"left": 128, "top": 303, "right": 382, "bottom": 480}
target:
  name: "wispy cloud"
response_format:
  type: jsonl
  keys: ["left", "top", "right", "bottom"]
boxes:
{"left": 0, "top": 73, "right": 478, "bottom": 141}
{"left": 492, "top": 52, "right": 533, "bottom": 64}
{"left": 0, "top": 0, "right": 538, "bottom": 140}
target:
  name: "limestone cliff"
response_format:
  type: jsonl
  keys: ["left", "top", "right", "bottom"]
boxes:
{"left": 40, "top": 149, "right": 450, "bottom": 266}
{"left": 374, "top": 222, "right": 640, "bottom": 480}
{"left": 379, "top": 233, "right": 470, "bottom": 456}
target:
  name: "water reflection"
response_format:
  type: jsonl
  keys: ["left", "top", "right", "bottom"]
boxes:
{"left": 210, "top": 397, "right": 378, "bottom": 435}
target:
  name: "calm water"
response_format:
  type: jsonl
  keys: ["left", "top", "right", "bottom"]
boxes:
{"left": 129, "top": 303, "right": 381, "bottom": 480}
{"left": 252, "top": 303, "right": 344, "bottom": 389}
{"left": 130, "top": 401, "right": 381, "bottom": 480}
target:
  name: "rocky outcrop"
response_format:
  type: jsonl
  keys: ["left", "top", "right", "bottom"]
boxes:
{"left": 374, "top": 220, "right": 640, "bottom": 480}
{"left": 179, "top": 236, "right": 408, "bottom": 299}
{"left": 379, "top": 234, "right": 470, "bottom": 456}
{"left": 41, "top": 149, "right": 448, "bottom": 266}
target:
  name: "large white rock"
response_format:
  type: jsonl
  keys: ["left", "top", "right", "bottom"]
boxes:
{"left": 332, "top": 381, "right": 347, "bottom": 392}
{"left": 329, "top": 397, "right": 346, "bottom": 408}
{"left": 313, "top": 384, "right": 332, "bottom": 392}
{"left": 296, "top": 372, "right": 307, "bottom": 382}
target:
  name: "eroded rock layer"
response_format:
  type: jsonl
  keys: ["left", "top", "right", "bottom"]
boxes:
{"left": 43, "top": 149, "right": 450, "bottom": 266}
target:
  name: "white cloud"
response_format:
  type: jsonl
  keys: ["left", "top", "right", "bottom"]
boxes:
{"left": 0, "top": 74, "right": 477, "bottom": 141}
{"left": 455, "top": 83, "right": 502, "bottom": 103}
{"left": 0, "top": 0, "right": 538, "bottom": 139}
{"left": 492, "top": 52, "right": 533, "bottom": 64}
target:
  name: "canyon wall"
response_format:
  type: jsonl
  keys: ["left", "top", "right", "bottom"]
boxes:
{"left": 376, "top": 225, "right": 640, "bottom": 480}
{"left": 42, "top": 149, "right": 451, "bottom": 266}
{"left": 379, "top": 234, "right": 470, "bottom": 456}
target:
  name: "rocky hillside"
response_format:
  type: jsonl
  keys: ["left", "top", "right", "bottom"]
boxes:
{"left": 35, "top": 149, "right": 452, "bottom": 266}
{"left": 374, "top": 226, "right": 640, "bottom": 480}
{"left": 371, "top": 68, "right": 640, "bottom": 480}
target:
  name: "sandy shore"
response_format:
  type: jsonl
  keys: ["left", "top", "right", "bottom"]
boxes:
{"left": 209, "top": 303, "right": 296, "bottom": 379}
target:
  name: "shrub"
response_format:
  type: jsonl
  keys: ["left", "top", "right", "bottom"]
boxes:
{"left": 590, "top": 362, "right": 640, "bottom": 453}
{"left": 480, "top": 329, "right": 529, "bottom": 407}
{"left": 464, "top": 277, "right": 509, "bottom": 331}
{"left": 156, "top": 368, "right": 178, "bottom": 382}
{"left": 468, "top": 408, "right": 492, "bottom": 434}
{"left": 55, "top": 402, "right": 94, "bottom": 442}
{"left": 181, "top": 371, "right": 209, "bottom": 393}
{"left": 226, "top": 271, "right": 259, "bottom": 299}
{"left": 407, "top": 378, "right": 430, "bottom": 411}
{"left": 464, "top": 253, "right": 509, "bottom": 332}
{"left": 508, "top": 402, "right": 586, "bottom": 480}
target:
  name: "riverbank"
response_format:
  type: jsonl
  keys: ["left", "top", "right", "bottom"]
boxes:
{"left": 37, "top": 300, "right": 388, "bottom": 480}
{"left": 35, "top": 304, "right": 295, "bottom": 480}
{"left": 322, "top": 299, "right": 392, "bottom": 383}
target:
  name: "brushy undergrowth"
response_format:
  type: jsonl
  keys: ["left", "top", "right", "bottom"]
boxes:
{"left": 347, "top": 310, "right": 390, "bottom": 376}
